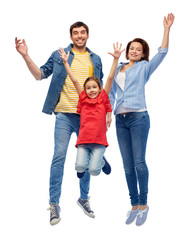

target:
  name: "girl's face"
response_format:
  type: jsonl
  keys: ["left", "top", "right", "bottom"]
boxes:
{"left": 85, "top": 80, "right": 101, "bottom": 99}
{"left": 128, "top": 42, "right": 144, "bottom": 62}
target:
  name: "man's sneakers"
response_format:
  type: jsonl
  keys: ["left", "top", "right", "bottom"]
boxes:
{"left": 102, "top": 156, "right": 111, "bottom": 175}
{"left": 77, "top": 198, "right": 95, "bottom": 218}
{"left": 48, "top": 204, "right": 61, "bottom": 226}
{"left": 48, "top": 198, "right": 94, "bottom": 226}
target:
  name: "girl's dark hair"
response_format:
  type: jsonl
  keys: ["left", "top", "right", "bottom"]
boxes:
{"left": 70, "top": 21, "right": 89, "bottom": 35}
{"left": 83, "top": 76, "right": 101, "bottom": 90}
{"left": 126, "top": 38, "right": 150, "bottom": 61}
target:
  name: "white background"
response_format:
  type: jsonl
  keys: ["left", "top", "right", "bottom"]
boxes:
{"left": 1, "top": 0, "right": 188, "bottom": 239}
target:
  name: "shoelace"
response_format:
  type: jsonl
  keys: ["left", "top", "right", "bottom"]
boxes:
{"left": 83, "top": 201, "right": 93, "bottom": 212}
{"left": 127, "top": 209, "right": 138, "bottom": 217}
{"left": 137, "top": 209, "right": 147, "bottom": 219}
{"left": 48, "top": 205, "right": 58, "bottom": 218}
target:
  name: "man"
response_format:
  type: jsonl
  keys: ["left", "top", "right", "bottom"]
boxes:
{"left": 15, "top": 21, "right": 111, "bottom": 226}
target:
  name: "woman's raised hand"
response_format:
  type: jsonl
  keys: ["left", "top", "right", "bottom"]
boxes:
{"left": 163, "top": 13, "right": 175, "bottom": 30}
{"left": 108, "top": 42, "right": 125, "bottom": 59}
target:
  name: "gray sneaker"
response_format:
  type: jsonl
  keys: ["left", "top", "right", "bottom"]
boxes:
{"left": 136, "top": 206, "right": 149, "bottom": 226}
{"left": 77, "top": 198, "right": 95, "bottom": 218}
{"left": 48, "top": 204, "right": 61, "bottom": 226}
{"left": 126, "top": 209, "right": 139, "bottom": 224}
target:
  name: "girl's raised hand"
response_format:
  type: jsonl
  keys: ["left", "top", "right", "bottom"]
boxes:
{"left": 58, "top": 48, "right": 70, "bottom": 63}
{"left": 163, "top": 13, "right": 175, "bottom": 30}
{"left": 108, "top": 42, "right": 125, "bottom": 59}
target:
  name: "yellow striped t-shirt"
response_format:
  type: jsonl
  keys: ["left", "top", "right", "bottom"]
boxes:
{"left": 54, "top": 49, "right": 94, "bottom": 113}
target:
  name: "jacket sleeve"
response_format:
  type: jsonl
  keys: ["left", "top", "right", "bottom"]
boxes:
{"left": 99, "top": 57, "right": 104, "bottom": 86}
{"left": 40, "top": 51, "right": 55, "bottom": 80}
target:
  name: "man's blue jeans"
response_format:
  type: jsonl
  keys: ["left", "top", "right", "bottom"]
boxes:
{"left": 116, "top": 111, "right": 150, "bottom": 206}
{"left": 49, "top": 113, "right": 90, "bottom": 204}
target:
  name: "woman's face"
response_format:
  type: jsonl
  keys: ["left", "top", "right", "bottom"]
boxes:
{"left": 128, "top": 42, "right": 144, "bottom": 62}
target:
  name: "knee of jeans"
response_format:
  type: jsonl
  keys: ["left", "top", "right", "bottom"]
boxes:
{"left": 52, "top": 146, "right": 67, "bottom": 167}
{"left": 75, "top": 164, "right": 86, "bottom": 173}
{"left": 51, "top": 155, "right": 66, "bottom": 169}
{"left": 124, "top": 165, "right": 136, "bottom": 175}
{"left": 89, "top": 168, "right": 101, "bottom": 176}
{"left": 135, "top": 161, "right": 148, "bottom": 172}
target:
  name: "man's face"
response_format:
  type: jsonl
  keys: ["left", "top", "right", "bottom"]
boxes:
{"left": 70, "top": 26, "right": 89, "bottom": 50}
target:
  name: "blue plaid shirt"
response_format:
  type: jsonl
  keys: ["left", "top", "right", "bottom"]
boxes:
{"left": 109, "top": 47, "right": 168, "bottom": 114}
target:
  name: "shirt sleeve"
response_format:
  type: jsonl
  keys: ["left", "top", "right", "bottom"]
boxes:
{"left": 76, "top": 100, "right": 82, "bottom": 114}
{"left": 144, "top": 47, "right": 168, "bottom": 83}
{"left": 101, "top": 90, "right": 112, "bottom": 112}
{"left": 76, "top": 91, "right": 86, "bottom": 113}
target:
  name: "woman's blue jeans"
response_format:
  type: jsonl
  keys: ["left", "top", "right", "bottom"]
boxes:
{"left": 49, "top": 113, "right": 90, "bottom": 204}
{"left": 116, "top": 111, "right": 150, "bottom": 206}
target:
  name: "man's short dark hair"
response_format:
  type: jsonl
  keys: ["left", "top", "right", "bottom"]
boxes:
{"left": 70, "top": 21, "right": 89, "bottom": 35}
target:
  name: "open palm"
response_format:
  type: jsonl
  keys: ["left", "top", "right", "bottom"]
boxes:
{"left": 163, "top": 13, "right": 174, "bottom": 29}
{"left": 108, "top": 42, "right": 125, "bottom": 59}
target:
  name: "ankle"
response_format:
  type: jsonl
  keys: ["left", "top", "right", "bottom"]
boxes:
{"left": 132, "top": 205, "right": 139, "bottom": 211}
{"left": 139, "top": 205, "right": 148, "bottom": 211}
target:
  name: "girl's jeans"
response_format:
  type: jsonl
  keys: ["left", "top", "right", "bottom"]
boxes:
{"left": 76, "top": 144, "right": 106, "bottom": 176}
{"left": 49, "top": 113, "right": 90, "bottom": 204}
{"left": 116, "top": 111, "right": 150, "bottom": 206}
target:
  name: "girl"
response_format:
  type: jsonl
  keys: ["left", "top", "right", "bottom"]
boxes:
{"left": 109, "top": 13, "right": 174, "bottom": 226}
{"left": 59, "top": 43, "right": 124, "bottom": 178}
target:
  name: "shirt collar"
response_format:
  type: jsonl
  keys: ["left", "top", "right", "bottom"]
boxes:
{"left": 68, "top": 43, "right": 93, "bottom": 55}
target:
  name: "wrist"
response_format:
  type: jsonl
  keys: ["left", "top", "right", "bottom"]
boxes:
{"left": 164, "top": 27, "right": 170, "bottom": 33}
{"left": 63, "top": 61, "right": 69, "bottom": 66}
{"left": 22, "top": 53, "right": 30, "bottom": 61}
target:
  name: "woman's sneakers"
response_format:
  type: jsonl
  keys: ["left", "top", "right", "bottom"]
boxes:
{"left": 126, "top": 209, "right": 139, "bottom": 224}
{"left": 136, "top": 206, "right": 149, "bottom": 226}
{"left": 126, "top": 206, "right": 149, "bottom": 226}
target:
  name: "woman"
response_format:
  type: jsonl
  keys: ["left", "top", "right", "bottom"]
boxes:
{"left": 109, "top": 13, "right": 174, "bottom": 226}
